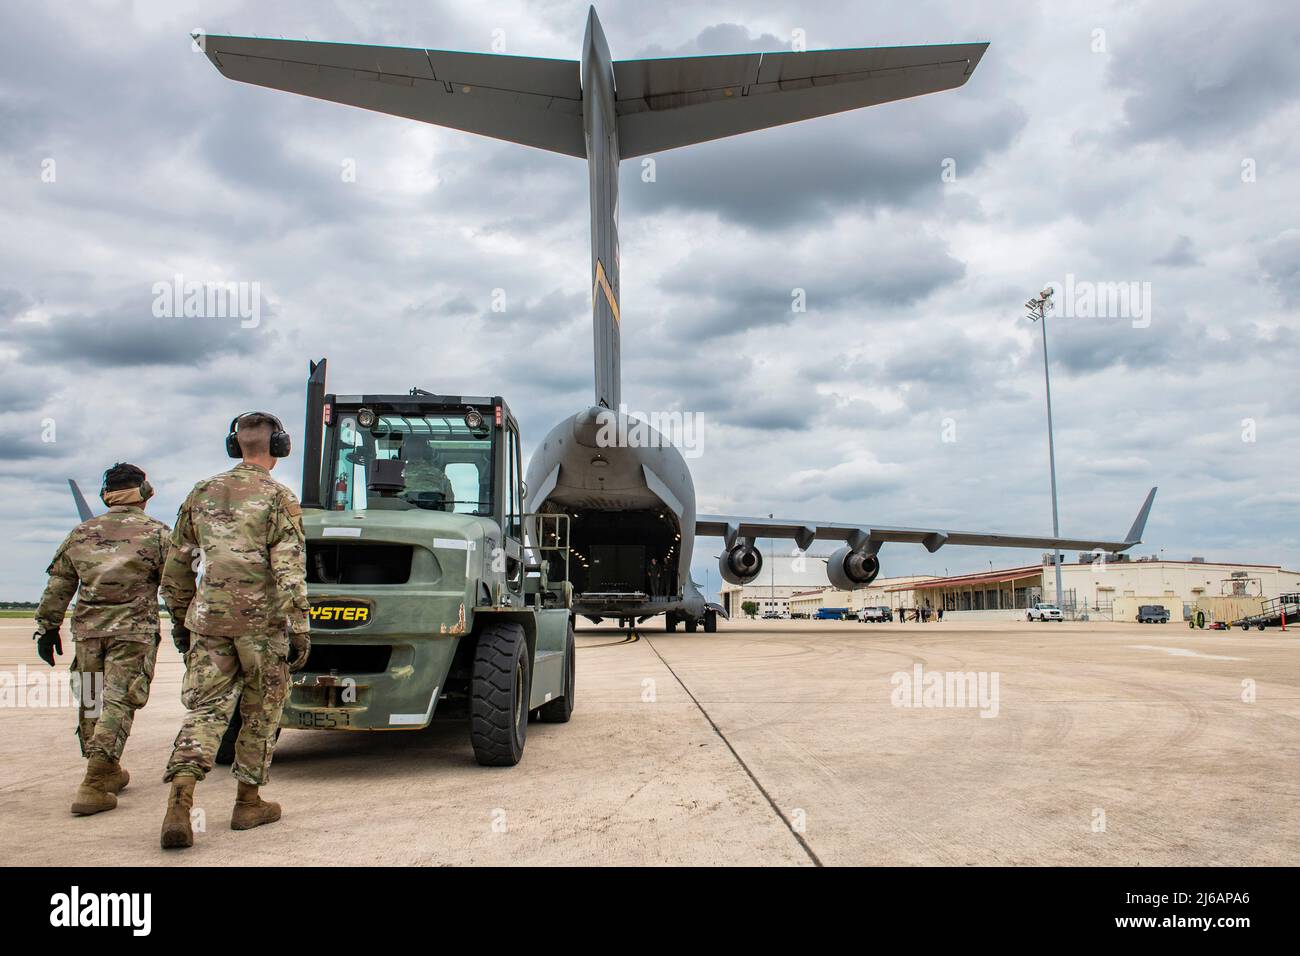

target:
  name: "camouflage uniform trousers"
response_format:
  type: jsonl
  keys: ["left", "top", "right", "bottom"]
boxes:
{"left": 73, "top": 636, "right": 159, "bottom": 762}
{"left": 165, "top": 630, "right": 289, "bottom": 786}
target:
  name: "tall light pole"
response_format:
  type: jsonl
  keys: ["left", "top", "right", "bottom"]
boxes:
{"left": 1026, "top": 287, "right": 1065, "bottom": 612}
{"left": 769, "top": 515, "right": 776, "bottom": 616}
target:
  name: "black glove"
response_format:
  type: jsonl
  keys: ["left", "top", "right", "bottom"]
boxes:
{"left": 171, "top": 622, "right": 191, "bottom": 654}
{"left": 34, "top": 629, "right": 62, "bottom": 667}
{"left": 288, "top": 631, "right": 311, "bottom": 673}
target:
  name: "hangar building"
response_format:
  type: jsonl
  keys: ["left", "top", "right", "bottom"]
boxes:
{"left": 783, "top": 557, "right": 1300, "bottom": 622}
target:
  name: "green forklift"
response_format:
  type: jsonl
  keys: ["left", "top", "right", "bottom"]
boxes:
{"left": 217, "top": 359, "right": 575, "bottom": 766}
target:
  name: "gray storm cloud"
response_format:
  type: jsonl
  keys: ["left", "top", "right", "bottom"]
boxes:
{"left": 1, "top": 0, "right": 1298, "bottom": 599}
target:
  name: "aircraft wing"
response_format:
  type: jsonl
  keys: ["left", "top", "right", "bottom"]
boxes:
{"left": 196, "top": 34, "right": 585, "bottom": 156}
{"left": 614, "top": 42, "right": 988, "bottom": 158}
{"left": 696, "top": 488, "right": 1157, "bottom": 556}
{"left": 68, "top": 479, "right": 95, "bottom": 522}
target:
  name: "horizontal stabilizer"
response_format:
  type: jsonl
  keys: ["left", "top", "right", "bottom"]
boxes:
{"left": 198, "top": 34, "right": 585, "bottom": 156}
{"left": 614, "top": 42, "right": 988, "bottom": 158}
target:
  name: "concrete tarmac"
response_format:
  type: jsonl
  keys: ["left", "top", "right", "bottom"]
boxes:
{"left": 1, "top": 616, "right": 1295, "bottom": 865}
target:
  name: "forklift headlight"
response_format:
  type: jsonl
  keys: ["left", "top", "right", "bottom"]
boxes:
{"left": 357, "top": 407, "right": 377, "bottom": 428}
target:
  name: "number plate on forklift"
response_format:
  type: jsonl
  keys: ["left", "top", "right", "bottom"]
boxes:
{"left": 293, "top": 710, "right": 353, "bottom": 729}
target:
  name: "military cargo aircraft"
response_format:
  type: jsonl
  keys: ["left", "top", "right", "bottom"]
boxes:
{"left": 195, "top": 7, "right": 1155, "bottom": 632}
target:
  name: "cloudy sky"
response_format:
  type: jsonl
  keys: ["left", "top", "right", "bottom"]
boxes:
{"left": 2, "top": 0, "right": 1297, "bottom": 600}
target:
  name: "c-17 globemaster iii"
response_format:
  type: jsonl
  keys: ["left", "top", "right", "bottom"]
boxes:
{"left": 194, "top": 7, "right": 1155, "bottom": 646}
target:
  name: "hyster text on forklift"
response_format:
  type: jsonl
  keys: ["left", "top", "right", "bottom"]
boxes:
{"left": 285, "top": 358, "right": 576, "bottom": 766}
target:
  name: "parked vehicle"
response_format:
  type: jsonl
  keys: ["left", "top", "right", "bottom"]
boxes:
{"left": 1136, "top": 604, "right": 1170, "bottom": 624}
{"left": 269, "top": 365, "right": 575, "bottom": 769}
{"left": 857, "top": 606, "right": 891, "bottom": 623}
{"left": 1233, "top": 594, "right": 1300, "bottom": 631}
{"left": 1027, "top": 603, "right": 1064, "bottom": 622}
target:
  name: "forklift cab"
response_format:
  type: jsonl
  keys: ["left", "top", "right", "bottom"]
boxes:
{"left": 309, "top": 384, "right": 528, "bottom": 595}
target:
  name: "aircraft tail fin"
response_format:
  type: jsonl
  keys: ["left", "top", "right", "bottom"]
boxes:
{"left": 583, "top": 9, "right": 620, "bottom": 409}
{"left": 613, "top": 42, "right": 988, "bottom": 158}
{"left": 1124, "top": 487, "right": 1158, "bottom": 546}
{"left": 68, "top": 479, "right": 94, "bottom": 522}
{"left": 196, "top": 24, "right": 990, "bottom": 414}
{"left": 196, "top": 34, "right": 586, "bottom": 157}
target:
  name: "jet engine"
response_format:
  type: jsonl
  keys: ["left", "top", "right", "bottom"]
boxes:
{"left": 826, "top": 546, "right": 880, "bottom": 590}
{"left": 719, "top": 542, "right": 763, "bottom": 586}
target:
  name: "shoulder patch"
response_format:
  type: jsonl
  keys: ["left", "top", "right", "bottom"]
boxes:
{"left": 273, "top": 483, "right": 302, "bottom": 514}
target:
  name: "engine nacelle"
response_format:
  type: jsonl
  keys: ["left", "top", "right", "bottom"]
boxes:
{"left": 827, "top": 546, "right": 880, "bottom": 590}
{"left": 719, "top": 543, "right": 763, "bottom": 586}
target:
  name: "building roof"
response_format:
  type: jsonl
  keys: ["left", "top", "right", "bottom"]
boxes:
{"left": 1106, "top": 559, "right": 1283, "bottom": 570}
{"left": 887, "top": 565, "right": 1043, "bottom": 591}
{"left": 883, "top": 558, "right": 1295, "bottom": 593}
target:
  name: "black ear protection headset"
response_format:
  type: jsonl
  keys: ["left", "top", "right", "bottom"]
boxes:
{"left": 226, "top": 412, "right": 292, "bottom": 459}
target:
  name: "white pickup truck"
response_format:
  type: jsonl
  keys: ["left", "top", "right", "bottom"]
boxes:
{"left": 857, "top": 606, "right": 892, "bottom": 623}
{"left": 1027, "top": 603, "right": 1064, "bottom": 622}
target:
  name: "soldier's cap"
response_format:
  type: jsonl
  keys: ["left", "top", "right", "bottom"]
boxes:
{"left": 103, "top": 462, "right": 147, "bottom": 491}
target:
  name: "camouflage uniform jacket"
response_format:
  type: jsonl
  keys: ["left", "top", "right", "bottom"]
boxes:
{"left": 403, "top": 461, "right": 455, "bottom": 508}
{"left": 161, "top": 463, "right": 310, "bottom": 636}
{"left": 35, "top": 506, "right": 171, "bottom": 641}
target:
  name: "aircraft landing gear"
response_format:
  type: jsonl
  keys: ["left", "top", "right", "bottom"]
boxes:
{"left": 704, "top": 609, "right": 717, "bottom": 633}
{"left": 664, "top": 613, "right": 677, "bottom": 632}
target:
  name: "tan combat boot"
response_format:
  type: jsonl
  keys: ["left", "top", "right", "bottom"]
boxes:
{"left": 101, "top": 759, "right": 130, "bottom": 794}
{"left": 230, "top": 781, "right": 281, "bottom": 831}
{"left": 70, "top": 757, "right": 119, "bottom": 816}
{"left": 160, "top": 776, "right": 197, "bottom": 849}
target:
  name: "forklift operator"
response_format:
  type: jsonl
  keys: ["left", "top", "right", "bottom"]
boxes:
{"left": 401, "top": 439, "right": 455, "bottom": 511}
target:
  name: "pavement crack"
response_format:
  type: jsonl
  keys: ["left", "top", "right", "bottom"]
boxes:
{"left": 639, "top": 630, "right": 823, "bottom": 867}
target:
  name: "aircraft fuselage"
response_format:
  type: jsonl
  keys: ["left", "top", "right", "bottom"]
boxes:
{"left": 526, "top": 409, "right": 706, "bottom": 623}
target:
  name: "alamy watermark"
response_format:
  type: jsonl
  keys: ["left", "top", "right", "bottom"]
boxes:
{"left": 49, "top": 886, "right": 151, "bottom": 936}
{"left": 891, "top": 663, "right": 1000, "bottom": 718}
{"left": 595, "top": 404, "right": 705, "bottom": 459}
{"left": 1041, "top": 273, "right": 1152, "bottom": 329}
{"left": 152, "top": 274, "right": 262, "bottom": 329}
{"left": 1, "top": 666, "right": 103, "bottom": 715}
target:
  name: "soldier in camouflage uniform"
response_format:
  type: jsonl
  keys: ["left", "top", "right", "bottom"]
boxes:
{"left": 34, "top": 463, "right": 170, "bottom": 816}
{"left": 401, "top": 439, "right": 455, "bottom": 510}
{"left": 159, "top": 412, "right": 311, "bottom": 849}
